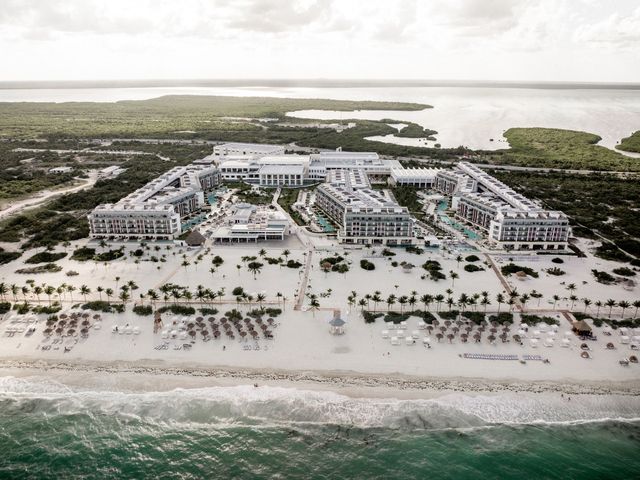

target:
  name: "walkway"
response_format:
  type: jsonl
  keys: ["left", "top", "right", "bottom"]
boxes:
{"left": 294, "top": 249, "right": 313, "bottom": 311}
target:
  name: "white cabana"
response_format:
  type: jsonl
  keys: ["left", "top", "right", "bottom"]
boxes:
{"left": 561, "top": 338, "right": 571, "bottom": 347}
{"left": 398, "top": 321, "right": 408, "bottom": 330}
{"left": 381, "top": 330, "right": 390, "bottom": 338}
{"left": 619, "top": 327, "right": 629, "bottom": 335}
{"left": 530, "top": 338, "right": 539, "bottom": 348}
{"left": 417, "top": 321, "right": 427, "bottom": 330}
{"left": 621, "top": 335, "right": 630, "bottom": 344}
{"left": 405, "top": 336, "right": 416, "bottom": 345}
{"left": 411, "top": 330, "right": 420, "bottom": 339}
{"left": 391, "top": 336, "right": 400, "bottom": 346}
{"left": 532, "top": 330, "right": 541, "bottom": 339}
{"left": 544, "top": 338, "right": 554, "bottom": 347}
{"left": 422, "top": 336, "right": 432, "bottom": 345}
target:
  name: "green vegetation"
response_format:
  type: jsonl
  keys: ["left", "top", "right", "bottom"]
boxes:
{"left": 319, "top": 255, "right": 349, "bottom": 273}
{"left": 463, "top": 264, "right": 484, "bottom": 273}
{"left": 592, "top": 269, "right": 617, "bottom": 285}
{"left": 546, "top": 267, "right": 566, "bottom": 276}
{"left": 277, "top": 188, "right": 308, "bottom": 226}
{"left": 0, "top": 249, "right": 21, "bottom": 265}
{"left": 488, "top": 128, "right": 640, "bottom": 171}
{"left": 15, "top": 263, "right": 62, "bottom": 274}
{"left": 360, "top": 259, "right": 375, "bottom": 271}
{"left": 0, "top": 302, "right": 11, "bottom": 314}
{"left": 388, "top": 186, "right": 424, "bottom": 220}
{"left": 81, "top": 301, "right": 124, "bottom": 313}
{"left": 491, "top": 170, "right": 640, "bottom": 263}
{"left": 613, "top": 267, "right": 636, "bottom": 277}
{"left": 132, "top": 305, "right": 153, "bottom": 316}
{"left": 158, "top": 305, "right": 196, "bottom": 315}
{"left": 488, "top": 312, "right": 514, "bottom": 324}
{"left": 363, "top": 311, "right": 384, "bottom": 323}
{"left": 520, "top": 314, "right": 559, "bottom": 326}
{"left": 286, "top": 259, "right": 302, "bottom": 269}
{"left": 422, "top": 260, "right": 446, "bottom": 281}
{"left": 70, "top": 247, "right": 96, "bottom": 261}
{"left": 24, "top": 251, "right": 67, "bottom": 264}
{"left": 198, "top": 307, "right": 219, "bottom": 315}
{"left": 500, "top": 263, "right": 539, "bottom": 278}
{"left": 465, "top": 254, "right": 480, "bottom": 262}
{"left": 617, "top": 130, "right": 640, "bottom": 153}
{"left": 226, "top": 182, "right": 273, "bottom": 205}
{"left": 395, "top": 124, "right": 437, "bottom": 139}
{"left": 551, "top": 257, "right": 564, "bottom": 264}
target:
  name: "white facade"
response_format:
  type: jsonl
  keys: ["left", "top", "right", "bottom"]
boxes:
{"left": 88, "top": 164, "right": 219, "bottom": 240}
{"left": 213, "top": 142, "right": 285, "bottom": 157}
{"left": 98, "top": 165, "right": 127, "bottom": 179}
{"left": 211, "top": 203, "right": 289, "bottom": 242}
{"left": 390, "top": 167, "right": 441, "bottom": 187}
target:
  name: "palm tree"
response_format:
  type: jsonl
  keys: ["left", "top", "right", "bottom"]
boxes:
{"left": 434, "top": 294, "right": 445, "bottom": 311}
{"left": 520, "top": 293, "right": 530, "bottom": 311}
{"left": 594, "top": 300, "right": 603, "bottom": 317}
{"left": 582, "top": 298, "right": 592, "bottom": 313}
{"left": 33, "top": 285, "right": 43, "bottom": 303}
{"left": 80, "top": 285, "right": 91, "bottom": 302}
{"left": 44, "top": 285, "right": 55, "bottom": 305}
{"left": 496, "top": 293, "right": 505, "bottom": 313}
{"left": 21, "top": 286, "right": 30, "bottom": 300}
{"left": 358, "top": 298, "right": 367, "bottom": 310}
{"left": 247, "top": 261, "right": 263, "bottom": 279}
{"left": 566, "top": 283, "right": 576, "bottom": 294}
{"left": 96, "top": 286, "right": 104, "bottom": 300}
{"left": 256, "top": 293, "right": 266, "bottom": 309}
{"left": 569, "top": 295, "right": 578, "bottom": 310}
{"left": 481, "top": 296, "right": 490, "bottom": 313}
{"left": 10, "top": 284, "right": 19, "bottom": 302}
{"left": 386, "top": 294, "right": 396, "bottom": 311}
{"left": 147, "top": 289, "right": 159, "bottom": 307}
{"left": 282, "top": 249, "right": 290, "bottom": 260}
{"left": 408, "top": 295, "right": 416, "bottom": 311}
{"left": 372, "top": 293, "right": 382, "bottom": 312}
{"left": 446, "top": 297, "right": 454, "bottom": 311}
{"left": 398, "top": 295, "right": 408, "bottom": 313}
{"left": 114, "top": 276, "right": 121, "bottom": 290}
{"left": 507, "top": 298, "right": 515, "bottom": 312}
{"left": 307, "top": 294, "right": 320, "bottom": 316}
{"left": 449, "top": 271, "right": 459, "bottom": 288}
{"left": 421, "top": 294, "right": 433, "bottom": 312}
{"left": 258, "top": 248, "right": 267, "bottom": 258}
{"left": 605, "top": 299, "right": 616, "bottom": 318}
{"left": 364, "top": 293, "right": 372, "bottom": 310}
{"left": 0, "top": 283, "right": 7, "bottom": 300}
{"left": 633, "top": 300, "right": 640, "bottom": 318}
{"left": 552, "top": 294, "right": 560, "bottom": 310}
{"left": 276, "top": 291, "right": 283, "bottom": 307}
{"left": 119, "top": 291, "right": 130, "bottom": 305}
{"left": 66, "top": 285, "right": 76, "bottom": 302}
{"left": 105, "top": 288, "right": 113, "bottom": 303}
{"left": 457, "top": 293, "right": 469, "bottom": 311}
{"left": 618, "top": 300, "right": 630, "bottom": 318}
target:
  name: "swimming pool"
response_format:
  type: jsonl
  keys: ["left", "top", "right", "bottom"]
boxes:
{"left": 436, "top": 201, "right": 481, "bottom": 240}
{"left": 316, "top": 214, "right": 335, "bottom": 233}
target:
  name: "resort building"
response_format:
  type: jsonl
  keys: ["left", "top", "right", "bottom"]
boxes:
{"left": 389, "top": 167, "right": 441, "bottom": 188}
{"left": 213, "top": 142, "right": 286, "bottom": 158}
{"left": 446, "top": 162, "right": 571, "bottom": 250}
{"left": 48, "top": 166, "right": 74, "bottom": 174}
{"left": 315, "top": 181, "right": 413, "bottom": 246}
{"left": 88, "top": 164, "right": 219, "bottom": 240}
{"left": 211, "top": 203, "right": 289, "bottom": 243}
{"left": 218, "top": 155, "right": 309, "bottom": 186}
{"left": 308, "top": 151, "right": 401, "bottom": 182}
{"left": 97, "top": 165, "right": 127, "bottom": 179}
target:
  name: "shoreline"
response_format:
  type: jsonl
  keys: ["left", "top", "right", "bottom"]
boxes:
{"left": 2, "top": 358, "right": 639, "bottom": 399}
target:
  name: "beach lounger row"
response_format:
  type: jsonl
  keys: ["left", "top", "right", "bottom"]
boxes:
{"left": 462, "top": 353, "right": 518, "bottom": 360}
{"left": 522, "top": 355, "right": 544, "bottom": 361}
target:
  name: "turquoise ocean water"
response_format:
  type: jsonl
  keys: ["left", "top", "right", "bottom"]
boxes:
{"left": 1, "top": 376, "right": 639, "bottom": 479}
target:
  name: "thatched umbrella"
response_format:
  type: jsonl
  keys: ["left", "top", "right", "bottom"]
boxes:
{"left": 452, "top": 327, "right": 460, "bottom": 335}
{"left": 630, "top": 355, "right": 638, "bottom": 364}
{"left": 187, "top": 322, "right": 195, "bottom": 329}
{"left": 501, "top": 321, "right": 510, "bottom": 327}
{"left": 67, "top": 328, "right": 76, "bottom": 335}
{"left": 201, "top": 329, "right": 209, "bottom": 337}
{"left": 260, "top": 324, "right": 268, "bottom": 331}
{"left": 82, "top": 320, "right": 90, "bottom": 326}
{"left": 188, "top": 330, "right": 196, "bottom": 338}
{"left": 490, "top": 320, "right": 499, "bottom": 328}
{"left": 55, "top": 327, "right": 64, "bottom": 335}
{"left": 606, "top": 342, "right": 615, "bottom": 350}
{"left": 488, "top": 334, "right": 496, "bottom": 343}
{"left": 465, "top": 326, "right": 473, "bottom": 333}
{"left": 196, "top": 317, "right": 204, "bottom": 322}
{"left": 243, "top": 318, "right": 252, "bottom": 324}
{"left": 251, "top": 330, "right": 259, "bottom": 338}
{"left": 513, "top": 334, "right": 522, "bottom": 343}
{"left": 93, "top": 314, "right": 101, "bottom": 320}
{"left": 43, "top": 328, "right": 53, "bottom": 336}
{"left": 81, "top": 328, "right": 89, "bottom": 335}
{"left": 461, "top": 333, "right": 468, "bottom": 343}
{"left": 213, "top": 331, "right": 221, "bottom": 339}
{"left": 436, "top": 333, "right": 444, "bottom": 342}
{"left": 444, "top": 320, "right": 452, "bottom": 327}
{"left": 447, "top": 333, "right": 455, "bottom": 343}
{"left": 427, "top": 325, "right": 434, "bottom": 333}
{"left": 208, "top": 317, "right": 216, "bottom": 323}
{"left": 240, "top": 331, "right": 247, "bottom": 338}
{"left": 473, "top": 333, "right": 481, "bottom": 342}
{"left": 490, "top": 328, "right": 498, "bottom": 334}
{"left": 433, "top": 319, "right": 440, "bottom": 326}
{"left": 59, "top": 314, "right": 68, "bottom": 319}
{"left": 481, "top": 320, "right": 488, "bottom": 327}
{"left": 220, "top": 317, "right": 228, "bottom": 324}
{"left": 456, "top": 320, "right": 463, "bottom": 327}
{"left": 46, "top": 318, "right": 57, "bottom": 326}
{"left": 82, "top": 313, "right": 90, "bottom": 319}
{"left": 500, "top": 333, "right": 508, "bottom": 342}
{"left": 478, "top": 326, "right": 485, "bottom": 333}
{"left": 267, "top": 318, "right": 275, "bottom": 325}
{"left": 58, "top": 320, "right": 67, "bottom": 327}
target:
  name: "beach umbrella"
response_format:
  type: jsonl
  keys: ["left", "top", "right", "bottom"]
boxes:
{"left": 490, "top": 328, "right": 497, "bottom": 334}
{"left": 43, "top": 328, "right": 53, "bottom": 336}
{"left": 446, "top": 334, "right": 455, "bottom": 343}
{"left": 488, "top": 334, "right": 496, "bottom": 343}
{"left": 513, "top": 334, "right": 521, "bottom": 343}
{"left": 444, "top": 320, "right": 452, "bottom": 327}
{"left": 82, "top": 320, "right": 90, "bottom": 326}
{"left": 82, "top": 313, "right": 90, "bottom": 319}
{"left": 473, "top": 333, "right": 481, "bottom": 343}
{"left": 436, "top": 333, "right": 443, "bottom": 342}
{"left": 439, "top": 326, "right": 447, "bottom": 333}
{"left": 240, "top": 331, "right": 247, "bottom": 338}
{"left": 80, "top": 328, "right": 89, "bottom": 335}
{"left": 267, "top": 318, "right": 275, "bottom": 325}
{"left": 55, "top": 327, "right": 63, "bottom": 335}
{"left": 59, "top": 314, "right": 68, "bottom": 319}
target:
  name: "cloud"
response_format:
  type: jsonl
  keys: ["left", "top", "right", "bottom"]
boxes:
{"left": 574, "top": 6, "right": 640, "bottom": 50}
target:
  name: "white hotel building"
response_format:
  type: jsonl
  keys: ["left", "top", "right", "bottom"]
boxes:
{"left": 213, "top": 142, "right": 285, "bottom": 157}
{"left": 436, "top": 162, "right": 571, "bottom": 251}
{"left": 315, "top": 170, "right": 413, "bottom": 246}
{"left": 88, "top": 165, "right": 219, "bottom": 240}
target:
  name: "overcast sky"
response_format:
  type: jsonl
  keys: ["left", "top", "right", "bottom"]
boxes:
{"left": 1, "top": 0, "right": 639, "bottom": 82}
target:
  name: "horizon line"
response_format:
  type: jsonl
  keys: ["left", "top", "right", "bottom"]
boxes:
{"left": 1, "top": 78, "right": 640, "bottom": 90}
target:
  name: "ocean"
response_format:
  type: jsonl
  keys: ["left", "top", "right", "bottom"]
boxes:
{"left": 1, "top": 83, "right": 639, "bottom": 152}
{"left": 1, "top": 376, "right": 639, "bottom": 479}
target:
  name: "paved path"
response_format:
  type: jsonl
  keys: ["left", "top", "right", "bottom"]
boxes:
{"left": 294, "top": 249, "right": 313, "bottom": 311}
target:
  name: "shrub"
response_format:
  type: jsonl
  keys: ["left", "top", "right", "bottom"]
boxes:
{"left": 15, "top": 263, "right": 63, "bottom": 274}
{"left": 158, "top": 305, "right": 196, "bottom": 315}
{"left": 520, "top": 314, "right": 559, "bottom": 326}
{"left": 24, "top": 251, "right": 67, "bottom": 264}
{"left": 462, "top": 311, "right": 485, "bottom": 324}
{"left": 81, "top": 301, "right": 117, "bottom": 313}
{"left": 66, "top": 270, "right": 79, "bottom": 276}
{"left": 391, "top": 261, "right": 399, "bottom": 267}
{"left": 381, "top": 248, "right": 396, "bottom": 257}
{"left": 406, "top": 246, "right": 424, "bottom": 254}
{"left": 232, "top": 287, "right": 244, "bottom": 296}
{"left": 94, "top": 248, "right": 125, "bottom": 262}
{"left": 264, "top": 307, "right": 282, "bottom": 317}
{"left": 31, "top": 305, "right": 62, "bottom": 314}
{"left": 0, "top": 249, "right": 22, "bottom": 265}
{"left": 464, "top": 264, "right": 484, "bottom": 272}
{"left": 286, "top": 259, "right": 302, "bottom": 268}
{"left": 430, "top": 270, "right": 446, "bottom": 281}
{"left": 422, "top": 260, "right": 442, "bottom": 272}
{"left": 551, "top": 257, "right": 564, "bottom": 264}
{"left": 465, "top": 254, "right": 480, "bottom": 262}
{"left": 199, "top": 307, "right": 219, "bottom": 315}
{"left": 71, "top": 247, "right": 96, "bottom": 261}
{"left": 592, "top": 269, "right": 616, "bottom": 285}
{"left": 488, "top": 312, "right": 514, "bottom": 324}
{"left": 613, "top": 267, "right": 636, "bottom": 277}
{"left": 265, "top": 256, "right": 282, "bottom": 265}
{"left": 320, "top": 255, "right": 344, "bottom": 266}
{"left": 212, "top": 255, "right": 224, "bottom": 266}
{"left": 13, "top": 302, "right": 31, "bottom": 314}
{"left": 546, "top": 267, "right": 565, "bottom": 276}
{"left": 132, "top": 305, "right": 153, "bottom": 316}
{"left": 500, "top": 263, "right": 539, "bottom": 278}
{"left": 384, "top": 312, "right": 410, "bottom": 323}
{"left": 332, "top": 263, "right": 349, "bottom": 273}
{"left": 363, "top": 311, "right": 384, "bottom": 323}
{"left": 360, "top": 259, "right": 375, "bottom": 270}
{"left": 0, "top": 302, "right": 11, "bottom": 314}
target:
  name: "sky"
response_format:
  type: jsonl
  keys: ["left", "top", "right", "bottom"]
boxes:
{"left": 0, "top": 0, "right": 639, "bottom": 83}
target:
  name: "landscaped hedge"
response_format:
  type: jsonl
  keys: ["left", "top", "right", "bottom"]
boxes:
{"left": 24, "top": 251, "right": 67, "bottom": 264}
